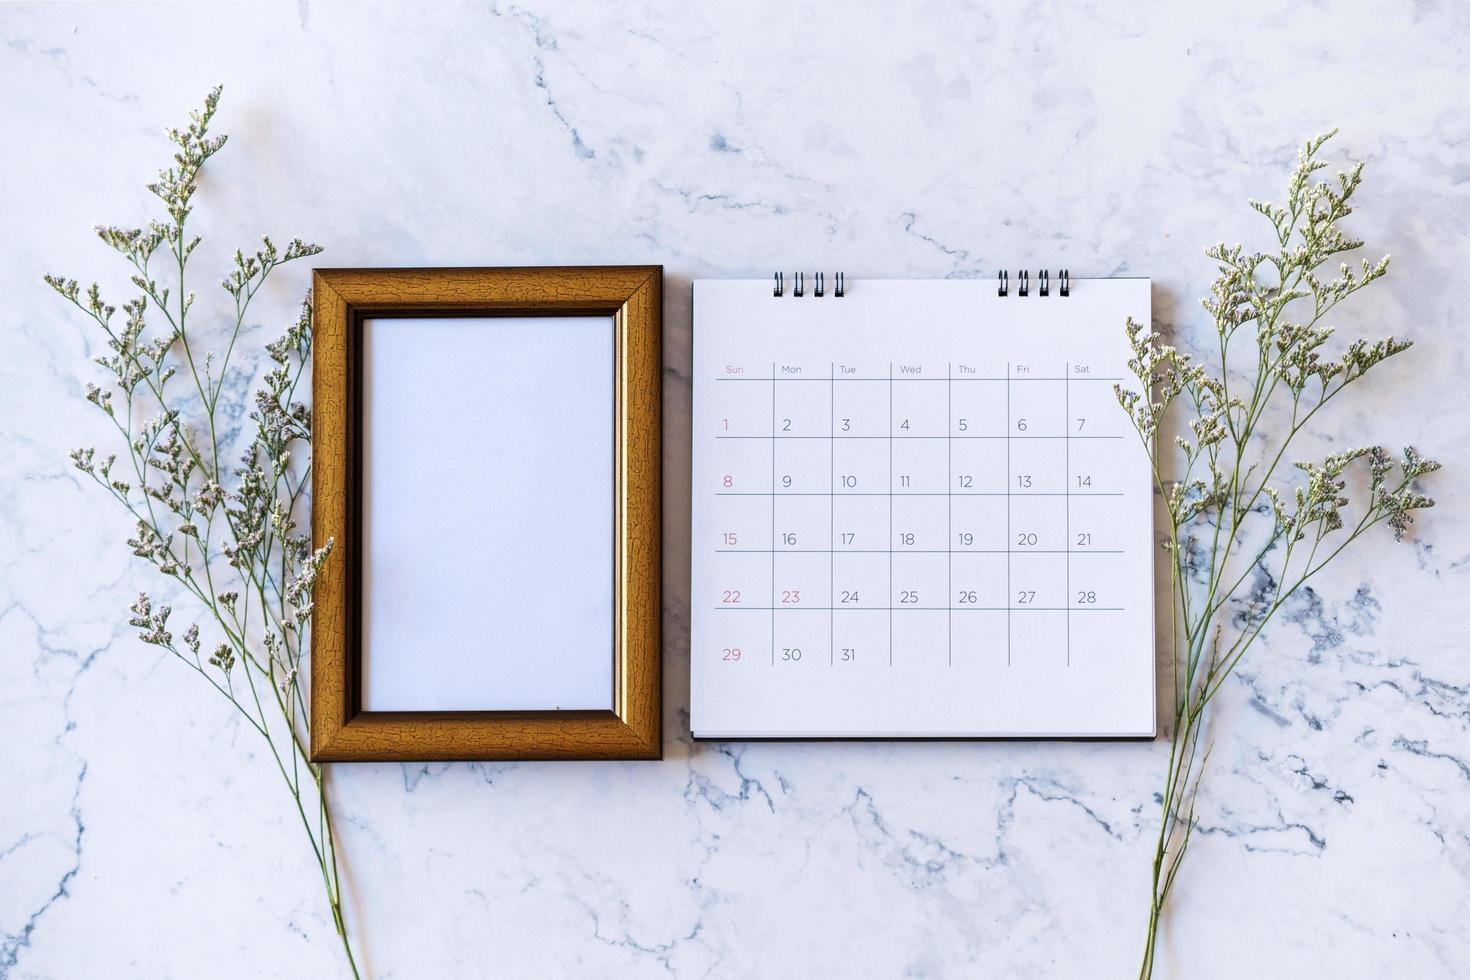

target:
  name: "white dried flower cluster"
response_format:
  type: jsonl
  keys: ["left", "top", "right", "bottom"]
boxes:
{"left": 1133, "top": 132, "right": 1444, "bottom": 979}
{"left": 48, "top": 89, "right": 361, "bottom": 977}
{"left": 127, "top": 593, "right": 172, "bottom": 647}
{"left": 285, "top": 542, "right": 334, "bottom": 628}
{"left": 1113, "top": 317, "right": 1206, "bottom": 443}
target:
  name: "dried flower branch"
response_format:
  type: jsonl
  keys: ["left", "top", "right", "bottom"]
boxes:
{"left": 50, "top": 88, "right": 359, "bottom": 978}
{"left": 1120, "top": 131, "right": 1441, "bottom": 979}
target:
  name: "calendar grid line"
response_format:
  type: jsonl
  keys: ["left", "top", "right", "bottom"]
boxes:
{"left": 716, "top": 606, "right": 1126, "bottom": 612}
{"left": 715, "top": 376, "right": 1124, "bottom": 383}
{"left": 716, "top": 434, "right": 1124, "bottom": 440}
{"left": 830, "top": 360, "right": 835, "bottom": 667}
{"left": 947, "top": 362, "right": 953, "bottom": 667}
{"left": 1005, "top": 363, "right": 1012, "bottom": 667}
{"left": 888, "top": 361, "right": 894, "bottom": 667}
{"left": 717, "top": 548, "right": 1124, "bottom": 554}
{"left": 1065, "top": 361, "right": 1072, "bottom": 667}
{"left": 718, "top": 491, "right": 1125, "bottom": 497}
{"left": 770, "top": 363, "right": 776, "bottom": 667}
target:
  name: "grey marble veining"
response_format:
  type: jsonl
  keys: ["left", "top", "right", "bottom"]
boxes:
{"left": 2, "top": 1, "right": 1468, "bottom": 977}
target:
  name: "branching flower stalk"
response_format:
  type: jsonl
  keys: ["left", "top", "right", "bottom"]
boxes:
{"left": 1120, "top": 132, "right": 1441, "bottom": 979}
{"left": 50, "top": 89, "right": 360, "bottom": 978}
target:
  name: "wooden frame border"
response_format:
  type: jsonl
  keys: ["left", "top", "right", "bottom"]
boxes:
{"left": 310, "top": 266, "right": 662, "bottom": 761}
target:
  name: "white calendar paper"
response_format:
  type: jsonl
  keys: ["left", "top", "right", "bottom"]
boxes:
{"left": 690, "top": 278, "right": 1156, "bottom": 738}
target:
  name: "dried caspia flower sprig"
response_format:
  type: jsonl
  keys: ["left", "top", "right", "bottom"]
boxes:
{"left": 49, "top": 89, "right": 358, "bottom": 978}
{"left": 1124, "top": 132, "right": 1442, "bottom": 980}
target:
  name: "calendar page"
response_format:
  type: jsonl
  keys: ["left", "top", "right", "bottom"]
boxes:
{"left": 690, "top": 278, "right": 1156, "bottom": 738}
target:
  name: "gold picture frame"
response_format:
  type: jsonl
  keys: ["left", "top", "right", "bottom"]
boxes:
{"left": 310, "top": 266, "right": 662, "bottom": 761}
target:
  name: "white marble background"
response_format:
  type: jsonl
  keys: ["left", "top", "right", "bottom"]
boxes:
{"left": 3, "top": 2, "right": 1468, "bottom": 977}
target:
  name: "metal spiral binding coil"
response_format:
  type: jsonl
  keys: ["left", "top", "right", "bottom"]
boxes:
{"left": 997, "top": 269, "right": 1071, "bottom": 297}
{"left": 771, "top": 272, "right": 845, "bottom": 297}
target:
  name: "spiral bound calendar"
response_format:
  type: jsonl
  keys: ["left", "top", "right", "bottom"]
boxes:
{"left": 690, "top": 273, "right": 1156, "bottom": 739}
